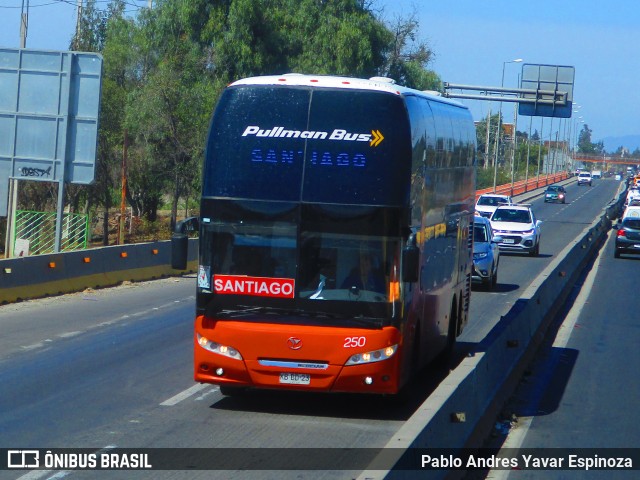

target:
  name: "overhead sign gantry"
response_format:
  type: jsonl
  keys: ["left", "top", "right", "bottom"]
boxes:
{"left": 443, "top": 64, "right": 575, "bottom": 119}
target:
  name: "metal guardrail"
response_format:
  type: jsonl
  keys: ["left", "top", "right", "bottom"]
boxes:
{"left": 475, "top": 172, "right": 569, "bottom": 201}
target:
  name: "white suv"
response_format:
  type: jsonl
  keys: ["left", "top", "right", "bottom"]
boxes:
{"left": 577, "top": 171, "right": 592, "bottom": 186}
{"left": 490, "top": 204, "right": 542, "bottom": 256}
{"left": 475, "top": 194, "right": 513, "bottom": 219}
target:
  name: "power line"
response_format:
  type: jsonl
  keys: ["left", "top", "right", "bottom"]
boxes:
{"left": 0, "top": 0, "right": 148, "bottom": 10}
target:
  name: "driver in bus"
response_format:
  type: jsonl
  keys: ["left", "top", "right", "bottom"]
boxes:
{"left": 341, "top": 252, "right": 386, "bottom": 294}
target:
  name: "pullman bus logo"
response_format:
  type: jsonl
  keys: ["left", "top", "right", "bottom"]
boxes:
{"left": 287, "top": 337, "right": 303, "bottom": 350}
{"left": 370, "top": 129, "right": 384, "bottom": 147}
{"left": 241, "top": 125, "right": 384, "bottom": 147}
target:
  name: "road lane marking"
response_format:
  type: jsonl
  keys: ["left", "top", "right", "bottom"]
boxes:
{"left": 16, "top": 472, "right": 53, "bottom": 480}
{"left": 195, "top": 387, "right": 219, "bottom": 401}
{"left": 44, "top": 473, "right": 69, "bottom": 480}
{"left": 15, "top": 446, "right": 116, "bottom": 480}
{"left": 160, "top": 384, "right": 209, "bottom": 406}
{"left": 58, "top": 331, "right": 82, "bottom": 339}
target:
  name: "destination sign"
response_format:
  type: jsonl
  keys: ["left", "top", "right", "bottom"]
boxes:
{"left": 213, "top": 275, "right": 296, "bottom": 299}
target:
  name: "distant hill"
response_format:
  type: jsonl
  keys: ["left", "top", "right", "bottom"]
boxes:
{"left": 601, "top": 135, "right": 640, "bottom": 153}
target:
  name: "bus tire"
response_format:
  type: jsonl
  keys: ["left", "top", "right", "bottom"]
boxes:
{"left": 443, "top": 300, "right": 458, "bottom": 360}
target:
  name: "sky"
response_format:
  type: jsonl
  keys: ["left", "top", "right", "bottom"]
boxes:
{"left": 1, "top": 0, "right": 639, "bottom": 149}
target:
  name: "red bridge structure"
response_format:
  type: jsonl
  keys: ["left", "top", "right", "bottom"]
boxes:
{"left": 573, "top": 154, "right": 640, "bottom": 167}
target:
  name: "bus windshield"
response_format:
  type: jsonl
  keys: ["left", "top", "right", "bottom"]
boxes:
{"left": 198, "top": 204, "right": 401, "bottom": 323}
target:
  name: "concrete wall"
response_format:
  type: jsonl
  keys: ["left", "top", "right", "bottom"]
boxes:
{"left": 358, "top": 187, "right": 626, "bottom": 480}
{"left": 0, "top": 239, "right": 198, "bottom": 304}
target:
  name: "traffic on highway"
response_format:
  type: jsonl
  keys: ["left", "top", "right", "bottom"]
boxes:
{"left": 0, "top": 175, "right": 628, "bottom": 479}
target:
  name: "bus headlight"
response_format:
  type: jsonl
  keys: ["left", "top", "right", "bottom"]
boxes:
{"left": 197, "top": 334, "right": 243, "bottom": 360}
{"left": 345, "top": 345, "right": 398, "bottom": 365}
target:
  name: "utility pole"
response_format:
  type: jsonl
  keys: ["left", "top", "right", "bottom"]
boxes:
{"left": 525, "top": 116, "right": 533, "bottom": 185}
{"left": 484, "top": 108, "right": 491, "bottom": 170}
{"left": 20, "top": 0, "right": 28, "bottom": 48}
{"left": 510, "top": 102, "right": 519, "bottom": 195}
{"left": 118, "top": 130, "right": 129, "bottom": 245}
{"left": 75, "top": 0, "right": 83, "bottom": 50}
{"left": 536, "top": 117, "right": 544, "bottom": 186}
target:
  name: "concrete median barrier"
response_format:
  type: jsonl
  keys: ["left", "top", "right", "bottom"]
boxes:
{"left": 358, "top": 189, "right": 626, "bottom": 479}
{"left": 0, "top": 239, "right": 198, "bottom": 305}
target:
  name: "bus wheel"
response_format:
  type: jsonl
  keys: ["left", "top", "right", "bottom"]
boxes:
{"left": 443, "top": 300, "right": 458, "bottom": 360}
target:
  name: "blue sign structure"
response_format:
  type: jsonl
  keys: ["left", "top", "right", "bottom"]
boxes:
{"left": 0, "top": 48, "right": 102, "bottom": 216}
{"left": 518, "top": 64, "right": 575, "bottom": 118}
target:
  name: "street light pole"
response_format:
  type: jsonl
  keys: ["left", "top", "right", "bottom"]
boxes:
{"left": 510, "top": 99, "right": 519, "bottom": 195}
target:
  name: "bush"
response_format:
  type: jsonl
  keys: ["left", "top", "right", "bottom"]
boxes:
{"left": 476, "top": 167, "right": 512, "bottom": 190}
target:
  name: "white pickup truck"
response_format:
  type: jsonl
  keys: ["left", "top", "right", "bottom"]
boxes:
{"left": 591, "top": 170, "right": 602, "bottom": 179}
{"left": 577, "top": 171, "right": 593, "bottom": 186}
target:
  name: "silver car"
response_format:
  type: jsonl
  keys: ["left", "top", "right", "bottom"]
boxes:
{"left": 472, "top": 215, "right": 501, "bottom": 290}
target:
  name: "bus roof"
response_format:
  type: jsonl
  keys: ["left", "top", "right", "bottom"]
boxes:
{"left": 229, "top": 74, "right": 467, "bottom": 108}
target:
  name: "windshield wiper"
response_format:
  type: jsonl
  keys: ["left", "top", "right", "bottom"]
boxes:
{"left": 232, "top": 305, "right": 340, "bottom": 319}
{"left": 309, "top": 274, "right": 326, "bottom": 299}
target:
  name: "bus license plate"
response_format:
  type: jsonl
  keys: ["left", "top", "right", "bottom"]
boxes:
{"left": 279, "top": 373, "right": 310, "bottom": 385}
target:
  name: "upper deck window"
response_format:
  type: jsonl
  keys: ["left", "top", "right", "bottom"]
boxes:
{"left": 203, "top": 85, "right": 411, "bottom": 206}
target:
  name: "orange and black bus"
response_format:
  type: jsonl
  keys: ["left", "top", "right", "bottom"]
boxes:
{"left": 193, "top": 74, "right": 476, "bottom": 395}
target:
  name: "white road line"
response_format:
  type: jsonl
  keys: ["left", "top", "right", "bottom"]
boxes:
{"left": 15, "top": 447, "right": 117, "bottom": 480}
{"left": 58, "top": 331, "right": 82, "bottom": 339}
{"left": 16, "top": 471, "right": 53, "bottom": 480}
{"left": 195, "top": 387, "right": 219, "bottom": 401}
{"left": 44, "top": 473, "right": 69, "bottom": 480}
{"left": 486, "top": 237, "right": 604, "bottom": 480}
{"left": 160, "top": 383, "right": 209, "bottom": 406}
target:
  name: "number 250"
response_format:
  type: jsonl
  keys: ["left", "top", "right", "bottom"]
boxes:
{"left": 344, "top": 336, "right": 366, "bottom": 348}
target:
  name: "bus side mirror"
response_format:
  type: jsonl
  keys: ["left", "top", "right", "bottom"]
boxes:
{"left": 402, "top": 236, "right": 419, "bottom": 283}
{"left": 171, "top": 233, "right": 189, "bottom": 270}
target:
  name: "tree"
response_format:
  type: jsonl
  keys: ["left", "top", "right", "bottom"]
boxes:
{"left": 123, "top": 0, "right": 220, "bottom": 229}
{"left": 531, "top": 129, "right": 540, "bottom": 142}
{"left": 88, "top": 1, "right": 134, "bottom": 244}
{"left": 71, "top": 0, "right": 110, "bottom": 51}
{"left": 68, "top": 0, "right": 444, "bottom": 239}
{"left": 200, "top": 0, "right": 392, "bottom": 81}
{"left": 577, "top": 124, "right": 604, "bottom": 155}
{"left": 379, "top": 9, "right": 441, "bottom": 90}
{"left": 474, "top": 113, "right": 501, "bottom": 169}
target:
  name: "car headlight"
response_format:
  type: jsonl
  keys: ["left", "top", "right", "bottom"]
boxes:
{"left": 197, "top": 334, "right": 243, "bottom": 360}
{"left": 473, "top": 252, "right": 489, "bottom": 259}
{"left": 345, "top": 345, "right": 398, "bottom": 365}
{"left": 521, "top": 229, "right": 535, "bottom": 235}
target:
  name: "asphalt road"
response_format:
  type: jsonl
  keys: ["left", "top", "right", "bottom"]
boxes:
{"left": 0, "top": 177, "right": 624, "bottom": 480}
{"left": 476, "top": 200, "right": 640, "bottom": 480}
